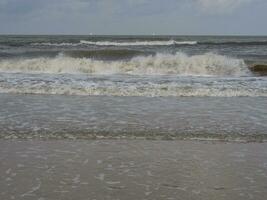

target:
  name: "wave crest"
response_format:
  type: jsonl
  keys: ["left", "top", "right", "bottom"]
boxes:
{"left": 0, "top": 52, "right": 248, "bottom": 76}
{"left": 79, "top": 40, "right": 197, "bottom": 46}
{"left": 31, "top": 40, "right": 197, "bottom": 46}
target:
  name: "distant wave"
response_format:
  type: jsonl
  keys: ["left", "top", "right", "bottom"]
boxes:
{"left": 80, "top": 40, "right": 197, "bottom": 46}
{"left": 31, "top": 40, "right": 197, "bottom": 47}
{"left": 13, "top": 40, "right": 267, "bottom": 47}
{"left": 28, "top": 40, "right": 267, "bottom": 47}
{"left": 0, "top": 52, "right": 249, "bottom": 76}
{"left": 31, "top": 42, "right": 80, "bottom": 46}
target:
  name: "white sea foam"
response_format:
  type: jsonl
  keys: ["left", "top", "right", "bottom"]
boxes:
{"left": 1, "top": 81, "right": 266, "bottom": 97}
{"left": 79, "top": 40, "right": 197, "bottom": 46}
{"left": 31, "top": 40, "right": 197, "bottom": 46}
{"left": 0, "top": 52, "right": 249, "bottom": 76}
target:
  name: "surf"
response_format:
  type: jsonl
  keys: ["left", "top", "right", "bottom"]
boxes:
{"left": 0, "top": 52, "right": 249, "bottom": 76}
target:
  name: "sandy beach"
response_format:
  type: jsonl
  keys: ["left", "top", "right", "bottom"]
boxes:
{"left": 1, "top": 139, "right": 267, "bottom": 200}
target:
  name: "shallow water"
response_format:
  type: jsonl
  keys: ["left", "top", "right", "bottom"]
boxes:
{"left": 0, "top": 94, "right": 266, "bottom": 141}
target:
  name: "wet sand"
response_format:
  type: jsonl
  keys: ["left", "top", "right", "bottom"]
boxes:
{"left": 1, "top": 140, "right": 267, "bottom": 200}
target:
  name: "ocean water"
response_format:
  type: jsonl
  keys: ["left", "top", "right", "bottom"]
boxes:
{"left": 0, "top": 35, "right": 266, "bottom": 140}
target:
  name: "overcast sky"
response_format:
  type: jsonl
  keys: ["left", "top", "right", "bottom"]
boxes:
{"left": 0, "top": 0, "right": 266, "bottom": 35}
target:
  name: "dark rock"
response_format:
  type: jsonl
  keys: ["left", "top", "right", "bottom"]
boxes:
{"left": 249, "top": 64, "right": 267, "bottom": 76}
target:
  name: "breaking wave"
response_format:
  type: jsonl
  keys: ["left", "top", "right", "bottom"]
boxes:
{"left": 62, "top": 50, "right": 153, "bottom": 59}
{"left": 32, "top": 40, "right": 197, "bottom": 46}
{"left": 0, "top": 52, "right": 249, "bottom": 76}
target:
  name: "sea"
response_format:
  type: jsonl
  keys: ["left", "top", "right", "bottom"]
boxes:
{"left": 0, "top": 35, "right": 266, "bottom": 141}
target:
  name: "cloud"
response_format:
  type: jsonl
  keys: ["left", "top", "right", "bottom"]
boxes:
{"left": 195, "top": 0, "right": 252, "bottom": 13}
{"left": 0, "top": 0, "right": 266, "bottom": 34}
{"left": 0, "top": 0, "right": 253, "bottom": 18}
{"left": 0, "top": 0, "right": 91, "bottom": 15}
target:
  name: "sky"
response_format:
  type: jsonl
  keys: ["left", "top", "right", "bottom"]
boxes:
{"left": 0, "top": 0, "right": 266, "bottom": 35}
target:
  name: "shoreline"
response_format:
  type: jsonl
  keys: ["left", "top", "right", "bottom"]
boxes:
{"left": 1, "top": 133, "right": 267, "bottom": 143}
